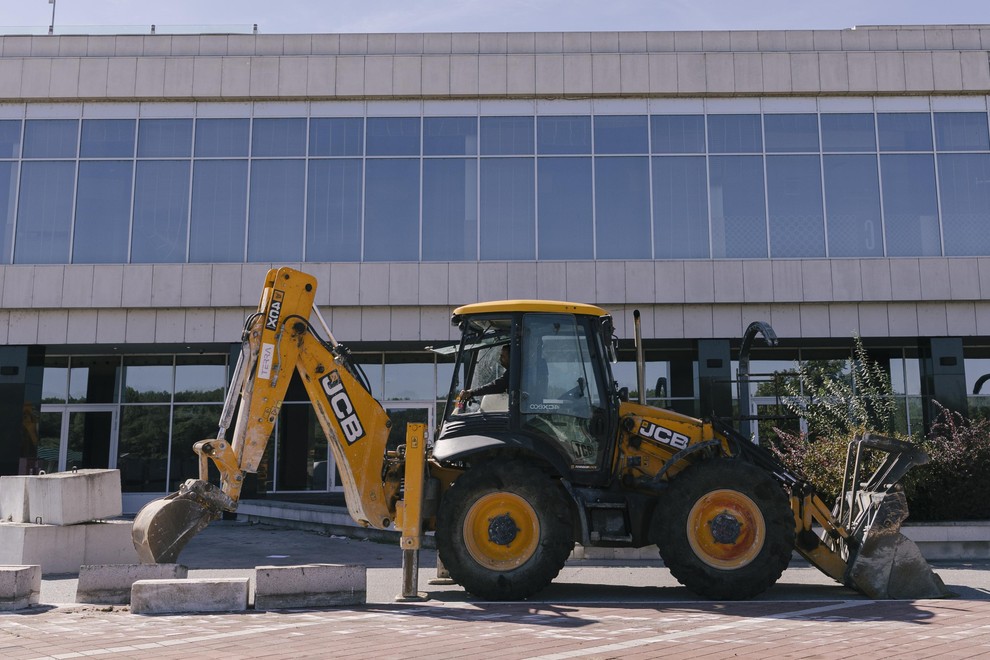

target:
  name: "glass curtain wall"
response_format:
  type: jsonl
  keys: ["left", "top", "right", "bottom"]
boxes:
{"left": 2, "top": 103, "right": 989, "bottom": 264}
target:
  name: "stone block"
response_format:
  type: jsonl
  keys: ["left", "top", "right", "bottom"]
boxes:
{"left": 83, "top": 520, "right": 140, "bottom": 566}
{"left": 0, "top": 565, "right": 41, "bottom": 611}
{"left": 26, "top": 469, "right": 122, "bottom": 525}
{"left": 0, "top": 475, "right": 31, "bottom": 522}
{"left": 0, "top": 523, "right": 85, "bottom": 573}
{"left": 131, "top": 577, "right": 250, "bottom": 614}
{"left": 77, "top": 563, "right": 187, "bottom": 605}
{"left": 254, "top": 563, "right": 366, "bottom": 610}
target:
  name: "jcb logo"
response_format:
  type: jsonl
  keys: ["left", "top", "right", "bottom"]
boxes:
{"left": 265, "top": 290, "right": 285, "bottom": 331}
{"left": 321, "top": 371, "right": 365, "bottom": 444}
{"left": 638, "top": 421, "right": 690, "bottom": 450}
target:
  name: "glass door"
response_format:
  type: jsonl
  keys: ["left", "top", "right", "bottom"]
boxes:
{"left": 382, "top": 403, "right": 434, "bottom": 454}
{"left": 37, "top": 404, "right": 118, "bottom": 473}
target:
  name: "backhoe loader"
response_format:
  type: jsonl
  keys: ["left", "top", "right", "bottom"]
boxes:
{"left": 132, "top": 266, "right": 948, "bottom": 601}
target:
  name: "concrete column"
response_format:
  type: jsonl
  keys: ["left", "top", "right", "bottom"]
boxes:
{"left": 0, "top": 347, "right": 45, "bottom": 476}
{"left": 919, "top": 337, "right": 968, "bottom": 430}
{"left": 697, "top": 339, "right": 732, "bottom": 420}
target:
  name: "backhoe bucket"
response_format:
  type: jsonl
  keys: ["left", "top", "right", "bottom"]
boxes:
{"left": 132, "top": 479, "right": 228, "bottom": 563}
{"left": 845, "top": 490, "right": 951, "bottom": 599}
{"left": 837, "top": 435, "right": 952, "bottom": 599}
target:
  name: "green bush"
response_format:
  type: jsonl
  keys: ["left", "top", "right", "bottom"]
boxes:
{"left": 905, "top": 405, "right": 990, "bottom": 521}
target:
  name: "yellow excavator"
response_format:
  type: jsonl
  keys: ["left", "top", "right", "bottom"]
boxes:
{"left": 132, "top": 266, "right": 949, "bottom": 600}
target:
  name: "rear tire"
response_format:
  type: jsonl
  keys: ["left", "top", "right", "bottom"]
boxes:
{"left": 437, "top": 460, "right": 573, "bottom": 600}
{"left": 654, "top": 458, "right": 794, "bottom": 600}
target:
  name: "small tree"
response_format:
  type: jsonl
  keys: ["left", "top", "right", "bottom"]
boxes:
{"left": 781, "top": 336, "right": 896, "bottom": 439}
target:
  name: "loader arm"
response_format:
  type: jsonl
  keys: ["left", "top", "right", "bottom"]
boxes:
{"left": 132, "top": 267, "right": 400, "bottom": 562}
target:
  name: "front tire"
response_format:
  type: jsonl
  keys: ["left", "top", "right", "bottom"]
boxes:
{"left": 654, "top": 458, "right": 794, "bottom": 600}
{"left": 437, "top": 460, "right": 573, "bottom": 600}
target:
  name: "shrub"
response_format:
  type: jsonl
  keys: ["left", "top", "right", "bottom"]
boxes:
{"left": 905, "top": 404, "right": 990, "bottom": 521}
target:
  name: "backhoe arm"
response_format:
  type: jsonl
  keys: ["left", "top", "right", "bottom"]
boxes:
{"left": 132, "top": 267, "right": 398, "bottom": 562}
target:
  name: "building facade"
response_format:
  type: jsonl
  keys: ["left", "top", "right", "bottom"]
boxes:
{"left": 1, "top": 25, "right": 990, "bottom": 511}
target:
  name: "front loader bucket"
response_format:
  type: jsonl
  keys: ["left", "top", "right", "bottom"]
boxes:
{"left": 132, "top": 479, "right": 229, "bottom": 563}
{"left": 845, "top": 491, "right": 952, "bottom": 599}
{"left": 837, "top": 435, "right": 952, "bottom": 600}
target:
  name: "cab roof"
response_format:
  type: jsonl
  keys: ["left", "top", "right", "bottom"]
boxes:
{"left": 452, "top": 299, "right": 609, "bottom": 319}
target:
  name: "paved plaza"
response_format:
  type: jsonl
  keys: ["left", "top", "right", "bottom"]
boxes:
{"left": 2, "top": 522, "right": 988, "bottom": 659}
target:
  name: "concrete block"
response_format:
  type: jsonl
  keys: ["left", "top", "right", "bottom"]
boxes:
{"left": 131, "top": 577, "right": 249, "bottom": 614}
{"left": 0, "top": 565, "right": 41, "bottom": 611}
{"left": 77, "top": 563, "right": 187, "bottom": 605}
{"left": 26, "top": 469, "right": 122, "bottom": 526}
{"left": 0, "top": 475, "right": 31, "bottom": 522}
{"left": 84, "top": 520, "right": 140, "bottom": 566}
{"left": 255, "top": 563, "right": 366, "bottom": 609}
{"left": 0, "top": 523, "right": 85, "bottom": 573}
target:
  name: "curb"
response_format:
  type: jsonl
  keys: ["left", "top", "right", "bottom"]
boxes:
{"left": 237, "top": 500, "right": 990, "bottom": 562}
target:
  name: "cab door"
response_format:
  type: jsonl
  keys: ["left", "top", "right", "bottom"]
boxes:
{"left": 518, "top": 313, "right": 611, "bottom": 477}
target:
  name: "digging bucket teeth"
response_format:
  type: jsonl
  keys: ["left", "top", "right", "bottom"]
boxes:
{"left": 131, "top": 479, "right": 230, "bottom": 564}
{"left": 839, "top": 434, "right": 953, "bottom": 599}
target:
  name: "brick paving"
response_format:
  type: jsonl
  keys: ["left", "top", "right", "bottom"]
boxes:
{"left": 2, "top": 598, "right": 989, "bottom": 659}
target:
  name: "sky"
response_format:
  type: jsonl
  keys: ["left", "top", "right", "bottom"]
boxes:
{"left": 1, "top": 0, "right": 988, "bottom": 35}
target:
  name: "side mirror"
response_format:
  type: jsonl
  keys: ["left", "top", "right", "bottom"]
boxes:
{"left": 617, "top": 386, "right": 629, "bottom": 402}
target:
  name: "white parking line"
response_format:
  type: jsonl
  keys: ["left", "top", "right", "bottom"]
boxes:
{"left": 528, "top": 600, "right": 873, "bottom": 660}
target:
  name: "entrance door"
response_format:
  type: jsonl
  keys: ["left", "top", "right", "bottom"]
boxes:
{"left": 382, "top": 403, "right": 435, "bottom": 455}
{"left": 37, "top": 404, "right": 118, "bottom": 473}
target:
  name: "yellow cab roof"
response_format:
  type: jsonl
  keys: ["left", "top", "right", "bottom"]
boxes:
{"left": 452, "top": 299, "right": 608, "bottom": 319}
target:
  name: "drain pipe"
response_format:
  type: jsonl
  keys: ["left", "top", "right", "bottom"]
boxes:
{"left": 738, "top": 321, "right": 778, "bottom": 442}
{"left": 634, "top": 310, "right": 645, "bottom": 405}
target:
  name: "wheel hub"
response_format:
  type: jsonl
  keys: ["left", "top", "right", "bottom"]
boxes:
{"left": 488, "top": 513, "right": 520, "bottom": 546}
{"left": 708, "top": 511, "right": 743, "bottom": 544}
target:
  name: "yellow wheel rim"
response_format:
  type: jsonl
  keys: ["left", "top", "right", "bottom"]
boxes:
{"left": 686, "top": 489, "right": 766, "bottom": 569}
{"left": 463, "top": 492, "right": 540, "bottom": 572}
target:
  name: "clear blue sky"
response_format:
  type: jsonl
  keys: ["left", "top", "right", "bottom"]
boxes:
{"left": 2, "top": 0, "right": 988, "bottom": 35}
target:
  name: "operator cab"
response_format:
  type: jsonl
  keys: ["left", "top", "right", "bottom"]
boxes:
{"left": 436, "top": 301, "right": 620, "bottom": 482}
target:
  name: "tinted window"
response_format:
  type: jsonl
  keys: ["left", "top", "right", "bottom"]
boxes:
{"left": 364, "top": 158, "right": 420, "bottom": 260}
{"left": 653, "top": 156, "right": 709, "bottom": 259}
{"left": 707, "top": 115, "right": 762, "bottom": 153}
{"left": 881, "top": 154, "right": 940, "bottom": 256}
{"left": 596, "top": 156, "right": 651, "bottom": 258}
{"left": 938, "top": 153, "right": 990, "bottom": 256}
{"left": 195, "top": 118, "right": 249, "bottom": 157}
{"left": 15, "top": 161, "right": 74, "bottom": 263}
{"left": 423, "top": 117, "right": 477, "bottom": 156}
{"left": 877, "top": 113, "right": 933, "bottom": 151}
{"left": 480, "top": 157, "right": 535, "bottom": 259}
{"left": 0, "top": 120, "right": 20, "bottom": 158}
{"left": 23, "top": 119, "right": 78, "bottom": 158}
{"left": 764, "top": 114, "right": 819, "bottom": 152}
{"left": 766, "top": 155, "right": 825, "bottom": 257}
{"left": 138, "top": 119, "right": 193, "bottom": 158}
{"left": 0, "top": 162, "right": 16, "bottom": 263}
{"left": 538, "top": 157, "right": 593, "bottom": 259}
{"left": 73, "top": 160, "right": 132, "bottom": 263}
{"left": 934, "top": 112, "right": 990, "bottom": 151}
{"left": 480, "top": 116, "right": 533, "bottom": 155}
{"left": 423, "top": 158, "right": 478, "bottom": 261}
{"left": 132, "top": 160, "right": 191, "bottom": 263}
{"left": 821, "top": 114, "right": 876, "bottom": 152}
{"left": 366, "top": 117, "right": 420, "bottom": 156}
{"left": 651, "top": 115, "right": 705, "bottom": 153}
{"left": 709, "top": 155, "right": 767, "bottom": 257}
{"left": 594, "top": 115, "right": 648, "bottom": 154}
{"left": 306, "top": 159, "right": 362, "bottom": 261}
{"left": 251, "top": 118, "right": 306, "bottom": 157}
{"left": 538, "top": 116, "right": 591, "bottom": 155}
{"left": 823, "top": 154, "right": 883, "bottom": 256}
{"left": 248, "top": 159, "right": 305, "bottom": 261}
{"left": 80, "top": 119, "right": 135, "bottom": 158}
{"left": 188, "top": 159, "right": 247, "bottom": 262}
{"left": 309, "top": 117, "right": 363, "bottom": 156}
